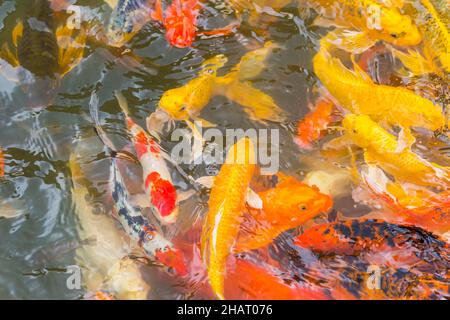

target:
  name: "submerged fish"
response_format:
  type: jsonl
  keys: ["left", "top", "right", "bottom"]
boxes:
{"left": 292, "top": 220, "right": 450, "bottom": 299}
{"left": 0, "top": 0, "right": 85, "bottom": 77}
{"left": 314, "top": 33, "right": 446, "bottom": 149}
{"left": 69, "top": 151, "right": 150, "bottom": 300}
{"left": 115, "top": 92, "right": 180, "bottom": 224}
{"left": 159, "top": 41, "right": 286, "bottom": 126}
{"left": 339, "top": 114, "right": 450, "bottom": 188}
{"left": 393, "top": 0, "right": 450, "bottom": 74}
{"left": 303, "top": 0, "right": 421, "bottom": 51}
{"left": 105, "top": 0, "right": 156, "bottom": 47}
{"left": 235, "top": 175, "right": 333, "bottom": 252}
{"left": 201, "top": 137, "right": 256, "bottom": 300}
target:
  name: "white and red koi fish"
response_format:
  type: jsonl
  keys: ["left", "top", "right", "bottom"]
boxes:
{"left": 89, "top": 92, "right": 187, "bottom": 276}
{"left": 115, "top": 92, "right": 179, "bottom": 224}
{"left": 109, "top": 157, "right": 187, "bottom": 276}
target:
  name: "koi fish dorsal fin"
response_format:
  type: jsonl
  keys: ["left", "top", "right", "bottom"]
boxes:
{"left": 199, "top": 54, "right": 228, "bottom": 77}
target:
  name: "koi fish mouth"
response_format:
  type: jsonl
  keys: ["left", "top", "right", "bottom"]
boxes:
{"left": 155, "top": 247, "right": 188, "bottom": 276}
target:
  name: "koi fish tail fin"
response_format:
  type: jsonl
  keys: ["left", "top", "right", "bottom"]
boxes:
{"left": 57, "top": 24, "right": 86, "bottom": 77}
{"left": 221, "top": 80, "right": 287, "bottom": 123}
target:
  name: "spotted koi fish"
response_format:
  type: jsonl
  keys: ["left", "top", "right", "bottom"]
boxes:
{"left": 115, "top": 92, "right": 179, "bottom": 224}
{"left": 109, "top": 157, "right": 187, "bottom": 276}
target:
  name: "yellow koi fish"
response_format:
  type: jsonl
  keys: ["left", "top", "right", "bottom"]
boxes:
{"left": 314, "top": 33, "right": 446, "bottom": 148}
{"left": 302, "top": 0, "right": 421, "bottom": 52}
{"left": 339, "top": 114, "right": 450, "bottom": 188}
{"left": 158, "top": 41, "right": 286, "bottom": 127}
{"left": 393, "top": 0, "right": 449, "bottom": 75}
{"left": 201, "top": 137, "right": 256, "bottom": 300}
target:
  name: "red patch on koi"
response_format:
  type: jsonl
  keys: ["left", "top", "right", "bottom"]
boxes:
{"left": 133, "top": 131, "right": 160, "bottom": 158}
{"left": 295, "top": 99, "right": 335, "bottom": 150}
{"left": 155, "top": 247, "right": 188, "bottom": 276}
{"left": 145, "top": 172, "right": 177, "bottom": 218}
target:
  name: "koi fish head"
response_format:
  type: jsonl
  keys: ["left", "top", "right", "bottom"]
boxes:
{"left": 155, "top": 245, "right": 188, "bottom": 276}
{"left": 377, "top": 8, "right": 421, "bottom": 46}
{"left": 164, "top": 0, "right": 198, "bottom": 48}
{"left": 145, "top": 172, "right": 178, "bottom": 224}
{"left": 261, "top": 177, "right": 333, "bottom": 225}
{"left": 342, "top": 114, "right": 374, "bottom": 148}
{"left": 159, "top": 86, "right": 191, "bottom": 120}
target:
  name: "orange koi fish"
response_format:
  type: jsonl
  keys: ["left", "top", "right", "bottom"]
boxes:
{"left": 360, "top": 165, "right": 450, "bottom": 235}
{"left": 225, "top": 256, "right": 329, "bottom": 300}
{"left": 201, "top": 137, "right": 256, "bottom": 300}
{"left": 235, "top": 175, "right": 333, "bottom": 252}
{"left": 295, "top": 99, "right": 335, "bottom": 150}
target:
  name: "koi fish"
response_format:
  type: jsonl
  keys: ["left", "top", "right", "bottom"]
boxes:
{"left": 359, "top": 165, "right": 450, "bottom": 235}
{"left": 115, "top": 92, "right": 179, "bottom": 224}
{"left": 339, "top": 113, "right": 450, "bottom": 188}
{"left": 314, "top": 33, "right": 446, "bottom": 149}
{"left": 293, "top": 220, "right": 450, "bottom": 299}
{"left": 69, "top": 150, "right": 151, "bottom": 299}
{"left": 302, "top": 0, "right": 421, "bottom": 52}
{"left": 159, "top": 41, "right": 286, "bottom": 127}
{"left": 0, "top": 0, "right": 86, "bottom": 77}
{"left": 109, "top": 154, "right": 187, "bottom": 276}
{"left": 89, "top": 93, "right": 188, "bottom": 276}
{"left": 225, "top": 255, "right": 329, "bottom": 300}
{"left": 105, "top": 0, "right": 156, "bottom": 47}
{"left": 201, "top": 137, "right": 256, "bottom": 300}
{"left": 393, "top": 0, "right": 450, "bottom": 75}
{"left": 295, "top": 99, "right": 335, "bottom": 150}
{"left": 235, "top": 176, "right": 333, "bottom": 252}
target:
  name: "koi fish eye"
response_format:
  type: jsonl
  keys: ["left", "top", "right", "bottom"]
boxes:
{"left": 352, "top": 129, "right": 358, "bottom": 134}
{"left": 390, "top": 33, "right": 399, "bottom": 39}
{"left": 179, "top": 105, "right": 187, "bottom": 112}
{"left": 144, "top": 231, "right": 155, "bottom": 242}
{"left": 299, "top": 204, "right": 307, "bottom": 211}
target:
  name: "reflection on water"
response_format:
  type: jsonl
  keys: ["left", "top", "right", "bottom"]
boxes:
{"left": 0, "top": 0, "right": 448, "bottom": 299}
